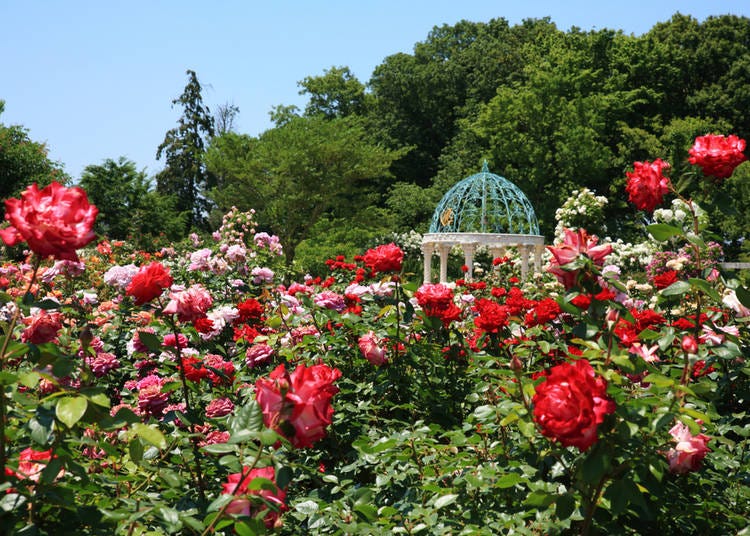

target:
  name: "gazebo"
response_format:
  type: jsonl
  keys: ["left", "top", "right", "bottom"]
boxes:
{"left": 421, "top": 162, "right": 545, "bottom": 282}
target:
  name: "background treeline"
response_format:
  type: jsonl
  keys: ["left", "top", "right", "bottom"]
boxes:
{"left": 3, "top": 14, "right": 750, "bottom": 269}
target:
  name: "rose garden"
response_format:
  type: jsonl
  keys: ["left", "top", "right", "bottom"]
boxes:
{"left": 0, "top": 133, "right": 749, "bottom": 535}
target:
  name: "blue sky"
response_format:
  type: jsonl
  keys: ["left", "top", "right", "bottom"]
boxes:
{"left": 2, "top": 1, "right": 747, "bottom": 181}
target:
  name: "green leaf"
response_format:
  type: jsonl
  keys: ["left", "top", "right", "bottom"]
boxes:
{"left": 524, "top": 490, "right": 555, "bottom": 508}
{"left": 201, "top": 443, "right": 236, "bottom": 454}
{"left": 661, "top": 281, "right": 691, "bottom": 296}
{"left": 56, "top": 396, "right": 88, "bottom": 428}
{"left": 687, "top": 278, "right": 721, "bottom": 302}
{"left": 496, "top": 473, "right": 522, "bottom": 488}
{"left": 294, "top": 500, "right": 319, "bottom": 515}
{"left": 32, "top": 299, "right": 61, "bottom": 310}
{"left": 136, "top": 331, "right": 163, "bottom": 354}
{"left": 647, "top": 223, "right": 683, "bottom": 242}
{"left": 736, "top": 286, "right": 750, "bottom": 308}
{"left": 0, "top": 371, "right": 18, "bottom": 386}
{"left": 555, "top": 492, "right": 576, "bottom": 520}
{"left": 433, "top": 493, "right": 458, "bottom": 509}
{"left": 132, "top": 423, "right": 167, "bottom": 448}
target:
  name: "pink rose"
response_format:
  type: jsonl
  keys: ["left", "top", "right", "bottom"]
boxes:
{"left": 546, "top": 229, "right": 612, "bottom": 290}
{"left": 222, "top": 466, "right": 287, "bottom": 527}
{"left": 0, "top": 182, "right": 98, "bottom": 261}
{"left": 163, "top": 284, "right": 213, "bottom": 322}
{"left": 358, "top": 331, "right": 387, "bottom": 366}
{"left": 666, "top": 422, "right": 710, "bottom": 474}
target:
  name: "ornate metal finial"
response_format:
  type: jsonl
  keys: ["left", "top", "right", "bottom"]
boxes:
{"left": 481, "top": 160, "right": 490, "bottom": 173}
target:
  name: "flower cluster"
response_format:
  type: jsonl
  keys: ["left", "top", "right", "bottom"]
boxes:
{"left": 554, "top": 187, "right": 609, "bottom": 241}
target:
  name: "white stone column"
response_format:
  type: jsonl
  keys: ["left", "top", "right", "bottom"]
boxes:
{"left": 518, "top": 244, "right": 530, "bottom": 280}
{"left": 463, "top": 243, "right": 477, "bottom": 282}
{"left": 438, "top": 244, "right": 452, "bottom": 283}
{"left": 533, "top": 244, "right": 545, "bottom": 273}
{"left": 421, "top": 243, "right": 434, "bottom": 283}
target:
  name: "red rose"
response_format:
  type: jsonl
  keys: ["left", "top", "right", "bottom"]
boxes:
{"left": 21, "top": 310, "right": 63, "bottom": 344}
{"left": 255, "top": 363, "right": 341, "bottom": 448}
{"left": 126, "top": 262, "right": 173, "bottom": 305}
{"left": 625, "top": 159, "right": 671, "bottom": 212}
{"left": 652, "top": 270, "right": 678, "bottom": 290}
{"left": 222, "top": 466, "right": 288, "bottom": 527}
{"left": 525, "top": 298, "right": 562, "bottom": 327}
{"left": 6, "top": 448, "right": 63, "bottom": 483}
{"left": 0, "top": 182, "right": 98, "bottom": 261}
{"left": 570, "top": 294, "right": 592, "bottom": 310}
{"left": 362, "top": 243, "right": 404, "bottom": 274}
{"left": 236, "top": 298, "right": 264, "bottom": 323}
{"left": 688, "top": 134, "right": 747, "bottom": 180}
{"left": 532, "top": 359, "right": 615, "bottom": 451}
{"left": 473, "top": 298, "right": 509, "bottom": 333}
{"left": 415, "top": 283, "right": 462, "bottom": 327}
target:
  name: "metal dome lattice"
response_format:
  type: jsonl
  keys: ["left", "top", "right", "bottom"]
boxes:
{"left": 428, "top": 162, "right": 539, "bottom": 235}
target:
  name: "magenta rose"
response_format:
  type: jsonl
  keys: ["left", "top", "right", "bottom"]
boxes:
{"left": 162, "top": 284, "right": 213, "bottom": 322}
{"left": 0, "top": 182, "right": 98, "bottom": 261}
{"left": 546, "top": 229, "right": 613, "bottom": 289}
{"left": 532, "top": 359, "right": 615, "bottom": 451}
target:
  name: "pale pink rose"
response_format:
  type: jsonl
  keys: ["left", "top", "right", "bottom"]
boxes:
{"left": 666, "top": 422, "right": 710, "bottom": 474}
{"left": 251, "top": 266, "right": 274, "bottom": 284}
{"left": 163, "top": 284, "right": 213, "bottom": 322}
{"left": 629, "top": 343, "right": 660, "bottom": 363}
{"left": 358, "top": 331, "right": 388, "bottom": 366}
{"left": 188, "top": 248, "right": 212, "bottom": 271}
{"left": 314, "top": 290, "right": 347, "bottom": 312}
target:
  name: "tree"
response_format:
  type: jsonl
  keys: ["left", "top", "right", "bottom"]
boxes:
{"left": 215, "top": 102, "right": 240, "bottom": 135}
{"left": 298, "top": 66, "right": 368, "bottom": 119}
{"left": 79, "top": 157, "right": 185, "bottom": 245}
{"left": 0, "top": 100, "right": 69, "bottom": 218}
{"left": 206, "top": 115, "right": 404, "bottom": 263}
{"left": 156, "top": 70, "right": 215, "bottom": 232}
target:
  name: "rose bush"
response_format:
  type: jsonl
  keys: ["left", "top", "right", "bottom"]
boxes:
{"left": 0, "top": 133, "right": 748, "bottom": 535}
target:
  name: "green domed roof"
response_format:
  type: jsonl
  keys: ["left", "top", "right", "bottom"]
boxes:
{"left": 428, "top": 162, "right": 539, "bottom": 235}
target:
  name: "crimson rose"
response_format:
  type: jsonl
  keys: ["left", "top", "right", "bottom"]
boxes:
{"left": 688, "top": 134, "right": 746, "bottom": 180}
{"left": 126, "top": 262, "right": 173, "bottom": 305}
{"left": 0, "top": 182, "right": 98, "bottom": 261}
{"left": 625, "top": 159, "right": 671, "bottom": 212}
{"left": 532, "top": 359, "right": 615, "bottom": 451}
{"left": 255, "top": 362, "right": 341, "bottom": 448}
{"left": 363, "top": 243, "right": 404, "bottom": 274}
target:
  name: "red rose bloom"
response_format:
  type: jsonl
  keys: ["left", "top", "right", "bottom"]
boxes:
{"left": 473, "top": 298, "right": 510, "bottom": 333}
{"left": 362, "top": 243, "right": 404, "bottom": 274}
{"left": 532, "top": 359, "right": 615, "bottom": 451}
{"left": 236, "top": 298, "right": 264, "bottom": 323}
{"left": 0, "top": 182, "right": 98, "bottom": 261}
{"left": 688, "top": 134, "right": 747, "bottom": 180}
{"left": 415, "top": 283, "right": 461, "bottom": 327}
{"left": 126, "top": 262, "right": 173, "bottom": 305}
{"left": 625, "top": 159, "right": 671, "bottom": 212}
{"left": 255, "top": 363, "right": 341, "bottom": 448}
{"left": 652, "top": 270, "right": 679, "bottom": 290}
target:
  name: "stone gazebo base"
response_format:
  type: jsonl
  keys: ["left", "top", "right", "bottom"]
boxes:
{"left": 421, "top": 232, "right": 546, "bottom": 283}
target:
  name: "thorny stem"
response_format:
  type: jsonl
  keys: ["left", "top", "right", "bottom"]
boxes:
{"left": 163, "top": 310, "right": 206, "bottom": 502}
{"left": 0, "top": 255, "right": 42, "bottom": 484}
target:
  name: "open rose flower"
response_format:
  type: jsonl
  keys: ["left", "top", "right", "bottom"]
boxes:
{"left": 6, "top": 448, "right": 64, "bottom": 483}
{"left": 358, "top": 331, "right": 388, "bottom": 366}
{"left": 532, "top": 359, "right": 615, "bottom": 451}
{"left": 665, "top": 422, "right": 710, "bottom": 474}
{"left": 625, "top": 159, "right": 671, "bottom": 212}
{"left": 688, "top": 134, "right": 746, "bottom": 180}
{"left": 546, "top": 228, "right": 612, "bottom": 290}
{"left": 222, "top": 466, "right": 288, "bottom": 527}
{"left": 363, "top": 243, "right": 404, "bottom": 275}
{"left": 0, "top": 182, "right": 98, "bottom": 261}
{"left": 163, "top": 284, "right": 213, "bottom": 322}
{"left": 255, "top": 362, "right": 341, "bottom": 448}
{"left": 126, "top": 262, "right": 173, "bottom": 305}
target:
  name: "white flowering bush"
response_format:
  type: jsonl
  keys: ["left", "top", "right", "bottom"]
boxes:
{"left": 554, "top": 187, "right": 608, "bottom": 241}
